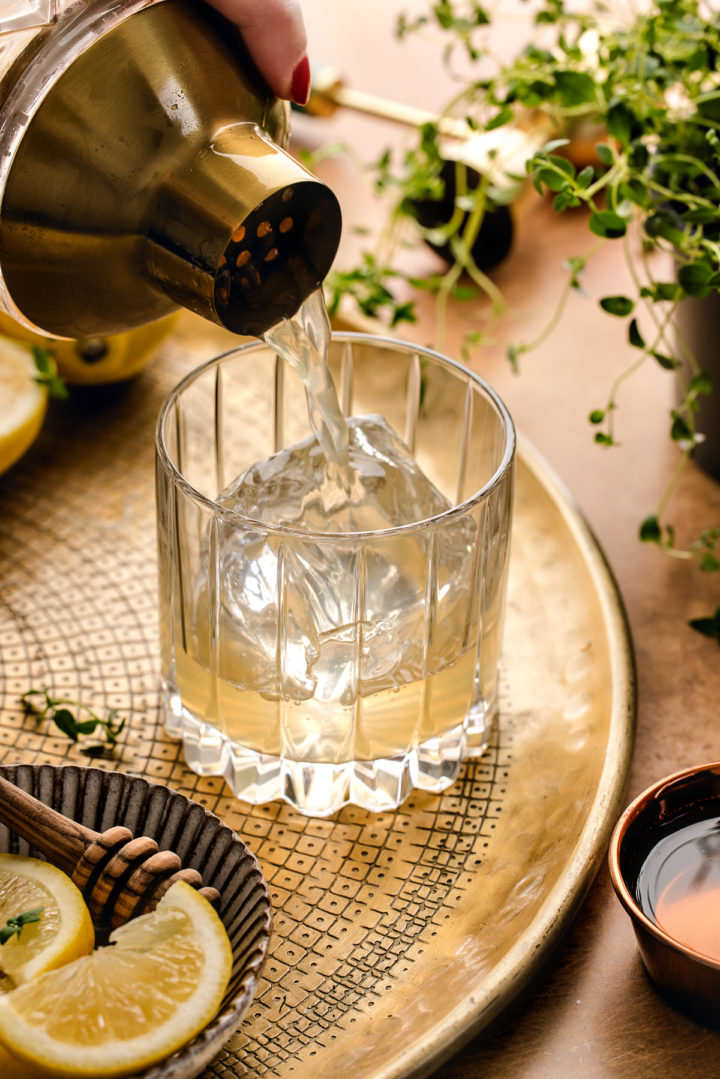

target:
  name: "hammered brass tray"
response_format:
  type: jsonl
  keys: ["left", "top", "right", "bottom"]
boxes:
{"left": 0, "top": 313, "right": 635, "bottom": 1078}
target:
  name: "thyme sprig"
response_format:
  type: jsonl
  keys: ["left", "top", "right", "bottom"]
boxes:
{"left": 31, "top": 346, "right": 67, "bottom": 400}
{"left": 689, "top": 606, "right": 720, "bottom": 644}
{"left": 0, "top": 908, "right": 43, "bottom": 945}
{"left": 20, "top": 688, "right": 125, "bottom": 757}
{"left": 321, "top": 0, "right": 720, "bottom": 623}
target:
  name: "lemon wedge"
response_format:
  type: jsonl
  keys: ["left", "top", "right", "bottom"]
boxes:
{"left": 0, "top": 855, "right": 94, "bottom": 987}
{"left": 0, "top": 340, "right": 47, "bottom": 476}
{"left": 0, "top": 880, "right": 232, "bottom": 1078}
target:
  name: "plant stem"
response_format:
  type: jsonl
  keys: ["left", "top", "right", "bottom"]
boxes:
{"left": 656, "top": 446, "right": 694, "bottom": 556}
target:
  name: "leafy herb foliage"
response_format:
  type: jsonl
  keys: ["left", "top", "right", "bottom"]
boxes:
{"left": 0, "top": 908, "right": 43, "bottom": 945}
{"left": 324, "top": 0, "right": 720, "bottom": 622}
{"left": 32, "top": 347, "right": 67, "bottom": 399}
{"left": 21, "top": 689, "right": 125, "bottom": 757}
{"left": 689, "top": 606, "right": 720, "bottom": 642}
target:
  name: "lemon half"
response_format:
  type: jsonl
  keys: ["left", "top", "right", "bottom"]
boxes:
{"left": 0, "top": 880, "right": 233, "bottom": 1078}
{"left": 0, "top": 341, "right": 47, "bottom": 476}
{"left": 0, "top": 311, "right": 177, "bottom": 385}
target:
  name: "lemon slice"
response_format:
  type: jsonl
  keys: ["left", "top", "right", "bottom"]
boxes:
{"left": 0, "top": 880, "right": 232, "bottom": 1078}
{"left": 0, "top": 340, "right": 47, "bottom": 476}
{"left": 0, "top": 855, "right": 94, "bottom": 987}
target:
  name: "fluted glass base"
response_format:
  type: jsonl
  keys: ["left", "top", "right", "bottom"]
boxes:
{"left": 161, "top": 684, "right": 488, "bottom": 816}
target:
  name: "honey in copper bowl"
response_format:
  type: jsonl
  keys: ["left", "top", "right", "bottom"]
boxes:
{"left": 609, "top": 763, "right": 720, "bottom": 1028}
{"left": 636, "top": 814, "right": 720, "bottom": 963}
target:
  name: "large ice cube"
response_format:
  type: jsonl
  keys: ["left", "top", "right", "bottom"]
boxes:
{"left": 220, "top": 414, "right": 451, "bottom": 530}
{"left": 192, "top": 415, "right": 477, "bottom": 703}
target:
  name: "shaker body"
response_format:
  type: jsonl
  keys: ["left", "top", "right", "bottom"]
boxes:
{"left": 0, "top": 0, "right": 341, "bottom": 338}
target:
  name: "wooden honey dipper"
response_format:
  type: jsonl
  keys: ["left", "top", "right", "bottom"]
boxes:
{"left": 0, "top": 773, "right": 220, "bottom": 929}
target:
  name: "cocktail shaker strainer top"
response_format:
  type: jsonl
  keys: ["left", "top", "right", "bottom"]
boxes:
{"left": 0, "top": 0, "right": 342, "bottom": 338}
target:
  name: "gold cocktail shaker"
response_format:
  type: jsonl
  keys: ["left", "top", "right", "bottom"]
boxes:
{"left": 0, "top": 0, "right": 341, "bottom": 338}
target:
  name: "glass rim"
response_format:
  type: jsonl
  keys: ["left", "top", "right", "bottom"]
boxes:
{"left": 155, "top": 330, "right": 516, "bottom": 540}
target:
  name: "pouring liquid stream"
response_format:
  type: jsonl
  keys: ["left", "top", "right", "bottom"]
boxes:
{"left": 262, "top": 287, "right": 354, "bottom": 491}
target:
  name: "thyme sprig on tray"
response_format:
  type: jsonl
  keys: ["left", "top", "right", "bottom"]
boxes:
{"left": 20, "top": 688, "right": 125, "bottom": 757}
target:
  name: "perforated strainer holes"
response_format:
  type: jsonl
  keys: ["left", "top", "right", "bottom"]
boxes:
{"left": 214, "top": 182, "right": 341, "bottom": 336}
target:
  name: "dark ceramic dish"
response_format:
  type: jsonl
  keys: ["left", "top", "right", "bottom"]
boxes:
{"left": 609, "top": 761, "right": 720, "bottom": 1027}
{"left": 0, "top": 763, "right": 271, "bottom": 1078}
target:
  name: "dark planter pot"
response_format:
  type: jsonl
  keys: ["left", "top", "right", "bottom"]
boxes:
{"left": 676, "top": 290, "right": 720, "bottom": 481}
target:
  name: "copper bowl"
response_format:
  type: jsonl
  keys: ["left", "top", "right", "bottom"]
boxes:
{"left": 609, "top": 761, "right": 720, "bottom": 1027}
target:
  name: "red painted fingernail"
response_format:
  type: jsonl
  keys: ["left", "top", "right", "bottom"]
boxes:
{"left": 291, "top": 55, "right": 310, "bottom": 106}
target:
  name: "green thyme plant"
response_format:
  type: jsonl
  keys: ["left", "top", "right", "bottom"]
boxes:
{"left": 20, "top": 688, "right": 125, "bottom": 756}
{"left": 324, "top": 0, "right": 720, "bottom": 634}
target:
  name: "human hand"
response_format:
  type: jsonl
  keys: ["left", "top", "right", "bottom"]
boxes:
{"left": 204, "top": 0, "right": 310, "bottom": 105}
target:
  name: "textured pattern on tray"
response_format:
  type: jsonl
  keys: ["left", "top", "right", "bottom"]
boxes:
{"left": 0, "top": 314, "right": 634, "bottom": 1079}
